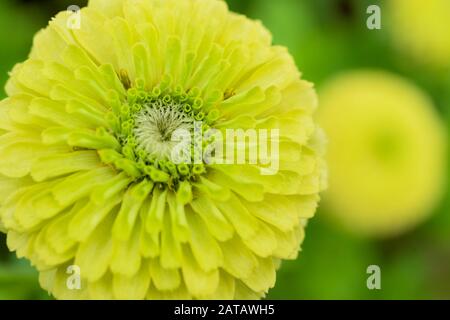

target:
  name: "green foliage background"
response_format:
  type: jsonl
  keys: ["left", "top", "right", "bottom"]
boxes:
{"left": 0, "top": 0, "right": 448, "bottom": 299}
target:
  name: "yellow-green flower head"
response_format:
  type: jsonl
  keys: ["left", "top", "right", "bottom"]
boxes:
{"left": 387, "top": 0, "right": 450, "bottom": 69}
{"left": 318, "top": 70, "right": 447, "bottom": 238}
{"left": 0, "top": 0, "right": 326, "bottom": 299}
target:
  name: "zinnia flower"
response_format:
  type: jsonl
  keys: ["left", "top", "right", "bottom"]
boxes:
{"left": 0, "top": 0, "right": 326, "bottom": 299}
{"left": 387, "top": 0, "right": 450, "bottom": 69}
{"left": 318, "top": 70, "right": 446, "bottom": 237}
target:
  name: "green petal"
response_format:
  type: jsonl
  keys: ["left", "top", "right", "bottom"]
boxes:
{"left": 160, "top": 214, "right": 182, "bottom": 269}
{"left": 75, "top": 213, "right": 115, "bottom": 282}
{"left": 241, "top": 258, "right": 276, "bottom": 293}
{"left": 68, "top": 195, "right": 121, "bottom": 242}
{"left": 110, "top": 223, "right": 142, "bottom": 277}
{"left": 190, "top": 196, "right": 233, "bottom": 242}
{"left": 221, "top": 236, "right": 258, "bottom": 280}
{"left": 113, "top": 261, "right": 150, "bottom": 300}
{"left": 112, "top": 180, "right": 153, "bottom": 241}
{"left": 52, "top": 167, "right": 115, "bottom": 206}
{"left": 181, "top": 246, "right": 219, "bottom": 297}
{"left": 186, "top": 212, "right": 223, "bottom": 272}
{"left": 31, "top": 151, "right": 101, "bottom": 182}
{"left": 148, "top": 259, "right": 180, "bottom": 291}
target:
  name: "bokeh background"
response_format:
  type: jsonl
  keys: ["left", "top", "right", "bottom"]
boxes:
{"left": 0, "top": 0, "right": 448, "bottom": 299}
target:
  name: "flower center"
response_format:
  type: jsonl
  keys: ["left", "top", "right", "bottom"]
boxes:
{"left": 102, "top": 79, "right": 221, "bottom": 188}
{"left": 134, "top": 103, "right": 194, "bottom": 161}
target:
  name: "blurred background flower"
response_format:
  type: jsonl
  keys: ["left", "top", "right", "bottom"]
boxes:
{"left": 0, "top": 0, "right": 448, "bottom": 299}
{"left": 318, "top": 70, "right": 446, "bottom": 237}
{"left": 387, "top": 0, "right": 450, "bottom": 71}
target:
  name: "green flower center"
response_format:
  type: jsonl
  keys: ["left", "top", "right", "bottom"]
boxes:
{"left": 101, "top": 75, "right": 221, "bottom": 189}
{"left": 371, "top": 129, "right": 403, "bottom": 164}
